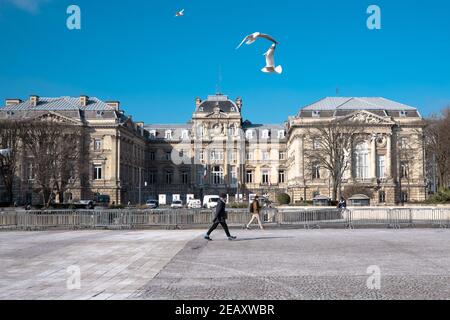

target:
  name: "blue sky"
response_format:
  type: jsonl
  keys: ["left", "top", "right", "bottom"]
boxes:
{"left": 0, "top": 0, "right": 449, "bottom": 124}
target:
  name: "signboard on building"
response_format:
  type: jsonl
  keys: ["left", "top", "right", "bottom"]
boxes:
{"left": 158, "top": 194, "right": 167, "bottom": 205}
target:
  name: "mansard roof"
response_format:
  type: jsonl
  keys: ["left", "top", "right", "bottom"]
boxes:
{"left": 195, "top": 94, "right": 239, "bottom": 114}
{"left": 298, "top": 97, "right": 421, "bottom": 119}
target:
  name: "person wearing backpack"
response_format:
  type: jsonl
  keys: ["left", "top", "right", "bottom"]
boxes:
{"left": 246, "top": 195, "right": 264, "bottom": 230}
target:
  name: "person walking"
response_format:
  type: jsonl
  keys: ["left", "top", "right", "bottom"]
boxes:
{"left": 246, "top": 195, "right": 264, "bottom": 230}
{"left": 204, "top": 193, "right": 237, "bottom": 241}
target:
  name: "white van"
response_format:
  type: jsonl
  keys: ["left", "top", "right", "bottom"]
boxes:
{"left": 203, "top": 195, "right": 220, "bottom": 209}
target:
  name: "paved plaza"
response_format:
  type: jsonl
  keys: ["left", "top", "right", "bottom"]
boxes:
{"left": 1, "top": 229, "right": 450, "bottom": 300}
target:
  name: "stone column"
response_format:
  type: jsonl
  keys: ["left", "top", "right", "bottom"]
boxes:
{"left": 371, "top": 134, "right": 377, "bottom": 179}
{"left": 386, "top": 133, "right": 392, "bottom": 179}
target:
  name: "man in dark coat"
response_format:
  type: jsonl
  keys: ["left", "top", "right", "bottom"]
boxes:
{"left": 204, "top": 193, "right": 237, "bottom": 241}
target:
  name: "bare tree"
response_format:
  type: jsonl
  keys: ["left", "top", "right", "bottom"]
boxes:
{"left": 0, "top": 120, "right": 26, "bottom": 205}
{"left": 304, "top": 120, "right": 361, "bottom": 201}
{"left": 21, "top": 118, "right": 85, "bottom": 207}
{"left": 424, "top": 108, "right": 450, "bottom": 190}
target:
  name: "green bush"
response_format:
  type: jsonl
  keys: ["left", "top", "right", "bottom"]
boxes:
{"left": 276, "top": 193, "right": 291, "bottom": 205}
{"left": 425, "top": 188, "right": 450, "bottom": 204}
{"left": 229, "top": 202, "right": 249, "bottom": 209}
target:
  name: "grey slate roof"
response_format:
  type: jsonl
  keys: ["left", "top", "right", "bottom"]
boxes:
{"left": 1, "top": 96, "right": 118, "bottom": 111}
{"left": 301, "top": 97, "right": 418, "bottom": 112}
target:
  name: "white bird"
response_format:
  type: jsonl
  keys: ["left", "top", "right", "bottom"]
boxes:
{"left": 175, "top": 9, "right": 184, "bottom": 17}
{"left": 261, "top": 44, "right": 283, "bottom": 74}
{"left": 236, "top": 32, "right": 278, "bottom": 49}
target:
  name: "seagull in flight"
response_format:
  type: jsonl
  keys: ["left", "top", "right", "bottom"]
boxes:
{"left": 236, "top": 32, "right": 278, "bottom": 49}
{"left": 261, "top": 44, "right": 283, "bottom": 74}
{"left": 175, "top": 9, "right": 185, "bottom": 17}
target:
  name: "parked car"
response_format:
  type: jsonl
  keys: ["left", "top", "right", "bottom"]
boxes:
{"left": 79, "top": 200, "right": 95, "bottom": 209}
{"left": 187, "top": 199, "right": 202, "bottom": 209}
{"left": 170, "top": 200, "right": 183, "bottom": 209}
{"left": 146, "top": 199, "right": 159, "bottom": 209}
{"left": 203, "top": 195, "right": 220, "bottom": 209}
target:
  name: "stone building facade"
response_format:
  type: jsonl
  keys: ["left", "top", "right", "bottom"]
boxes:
{"left": 0, "top": 94, "right": 426, "bottom": 205}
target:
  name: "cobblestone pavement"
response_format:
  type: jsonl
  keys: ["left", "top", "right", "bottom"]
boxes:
{"left": 1, "top": 229, "right": 450, "bottom": 300}
{"left": 0, "top": 230, "right": 202, "bottom": 300}
{"left": 133, "top": 229, "right": 450, "bottom": 300}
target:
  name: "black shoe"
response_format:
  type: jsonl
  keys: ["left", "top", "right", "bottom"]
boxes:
{"left": 204, "top": 235, "right": 212, "bottom": 241}
{"left": 228, "top": 236, "right": 237, "bottom": 241}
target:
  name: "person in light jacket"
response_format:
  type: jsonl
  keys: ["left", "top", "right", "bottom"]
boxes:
{"left": 204, "top": 193, "right": 237, "bottom": 241}
{"left": 246, "top": 195, "right": 264, "bottom": 230}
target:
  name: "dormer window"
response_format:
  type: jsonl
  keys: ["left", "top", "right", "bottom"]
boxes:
{"left": 96, "top": 111, "right": 104, "bottom": 118}
{"left": 277, "top": 130, "right": 285, "bottom": 139}
{"left": 262, "top": 130, "right": 270, "bottom": 139}
{"left": 181, "top": 130, "right": 189, "bottom": 140}
{"left": 165, "top": 130, "right": 172, "bottom": 140}
{"left": 312, "top": 110, "right": 320, "bottom": 118}
{"left": 149, "top": 130, "right": 156, "bottom": 139}
{"left": 199, "top": 107, "right": 204, "bottom": 112}
{"left": 246, "top": 130, "right": 254, "bottom": 139}
{"left": 400, "top": 110, "right": 407, "bottom": 117}
{"left": 230, "top": 107, "right": 235, "bottom": 112}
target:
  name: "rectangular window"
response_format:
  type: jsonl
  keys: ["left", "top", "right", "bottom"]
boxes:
{"left": 278, "top": 130, "right": 285, "bottom": 139}
{"left": 27, "top": 163, "right": 34, "bottom": 181}
{"left": 262, "top": 169, "right": 270, "bottom": 184}
{"left": 246, "top": 130, "right": 253, "bottom": 139}
{"left": 379, "top": 191, "right": 386, "bottom": 203}
{"left": 149, "top": 130, "right": 156, "bottom": 139}
{"left": 94, "top": 165, "right": 102, "bottom": 180}
{"left": 165, "top": 152, "right": 171, "bottom": 161}
{"left": 246, "top": 170, "right": 254, "bottom": 184}
{"left": 165, "top": 171, "right": 173, "bottom": 184}
{"left": 231, "top": 167, "right": 238, "bottom": 185}
{"left": 94, "top": 139, "right": 102, "bottom": 151}
{"left": 181, "top": 171, "right": 189, "bottom": 184}
{"left": 262, "top": 151, "right": 270, "bottom": 161}
{"left": 246, "top": 151, "right": 253, "bottom": 161}
{"left": 198, "top": 151, "right": 204, "bottom": 162}
{"left": 313, "top": 138, "right": 321, "bottom": 150}
{"left": 181, "top": 130, "right": 189, "bottom": 140}
{"left": 212, "top": 166, "right": 224, "bottom": 185}
{"left": 149, "top": 171, "right": 156, "bottom": 184}
{"left": 400, "top": 161, "right": 409, "bottom": 179}
{"left": 312, "top": 162, "right": 320, "bottom": 180}
{"left": 279, "top": 170, "right": 285, "bottom": 183}
{"left": 279, "top": 151, "right": 286, "bottom": 160}
{"left": 165, "top": 130, "right": 172, "bottom": 140}
{"left": 262, "top": 130, "right": 270, "bottom": 139}
{"left": 377, "top": 155, "right": 386, "bottom": 178}
{"left": 149, "top": 152, "right": 155, "bottom": 161}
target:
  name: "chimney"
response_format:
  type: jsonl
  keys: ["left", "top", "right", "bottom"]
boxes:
{"left": 5, "top": 99, "right": 22, "bottom": 106}
{"left": 106, "top": 101, "right": 120, "bottom": 110}
{"left": 30, "top": 95, "right": 39, "bottom": 107}
{"left": 80, "top": 95, "right": 89, "bottom": 107}
{"left": 195, "top": 97, "right": 202, "bottom": 108}
{"left": 236, "top": 97, "right": 242, "bottom": 110}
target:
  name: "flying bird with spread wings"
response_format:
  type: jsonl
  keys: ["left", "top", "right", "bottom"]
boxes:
{"left": 236, "top": 32, "right": 278, "bottom": 49}
{"left": 261, "top": 44, "right": 283, "bottom": 74}
{"left": 175, "top": 9, "right": 184, "bottom": 17}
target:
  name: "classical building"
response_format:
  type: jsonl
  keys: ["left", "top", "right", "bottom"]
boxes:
{"left": 0, "top": 94, "right": 427, "bottom": 205}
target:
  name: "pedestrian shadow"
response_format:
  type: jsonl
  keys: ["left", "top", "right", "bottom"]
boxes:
{"left": 232, "top": 236, "right": 294, "bottom": 242}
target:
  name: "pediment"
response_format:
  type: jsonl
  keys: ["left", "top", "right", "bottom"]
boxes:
{"left": 32, "top": 111, "right": 82, "bottom": 125}
{"left": 340, "top": 110, "right": 395, "bottom": 125}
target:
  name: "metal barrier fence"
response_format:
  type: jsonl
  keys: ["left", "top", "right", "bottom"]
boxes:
{"left": 0, "top": 207, "right": 449, "bottom": 230}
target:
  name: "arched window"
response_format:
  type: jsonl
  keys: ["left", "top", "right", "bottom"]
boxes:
{"left": 354, "top": 142, "right": 369, "bottom": 179}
